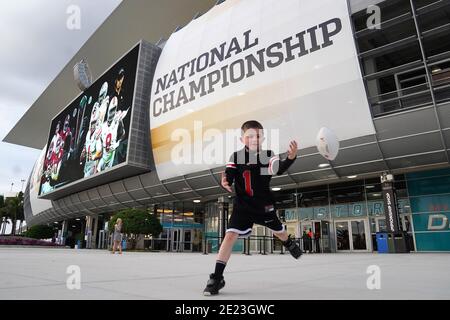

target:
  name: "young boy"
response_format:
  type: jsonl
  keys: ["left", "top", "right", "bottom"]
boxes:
{"left": 203, "top": 120, "right": 303, "bottom": 296}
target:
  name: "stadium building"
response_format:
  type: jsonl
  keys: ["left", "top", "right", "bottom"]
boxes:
{"left": 4, "top": 0, "right": 450, "bottom": 253}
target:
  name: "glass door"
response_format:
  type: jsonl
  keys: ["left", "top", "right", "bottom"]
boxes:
{"left": 335, "top": 220, "right": 369, "bottom": 251}
{"left": 400, "top": 214, "right": 416, "bottom": 251}
{"left": 351, "top": 220, "right": 367, "bottom": 250}
{"left": 171, "top": 229, "right": 180, "bottom": 252}
{"left": 321, "top": 221, "right": 331, "bottom": 253}
{"left": 300, "top": 221, "right": 313, "bottom": 253}
{"left": 335, "top": 221, "right": 350, "bottom": 251}
{"left": 183, "top": 229, "right": 193, "bottom": 252}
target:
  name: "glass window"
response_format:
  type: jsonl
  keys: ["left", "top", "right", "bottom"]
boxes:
{"left": 350, "top": 0, "right": 450, "bottom": 116}
{"left": 335, "top": 221, "right": 350, "bottom": 250}
{"left": 273, "top": 188, "right": 297, "bottom": 209}
{"left": 351, "top": 221, "right": 367, "bottom": 250}
{"left": 330, "top": 185, "right": 365, "bottom": 204}
{"left": 365, "top": 183, "right": 383, "bottom": 201}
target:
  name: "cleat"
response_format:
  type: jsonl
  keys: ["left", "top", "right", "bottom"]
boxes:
{"left": 203, "top": 273, "right": 225, "bottom": 296}
{"left": 283, "top": 236, "right": 303, "bottom": 259}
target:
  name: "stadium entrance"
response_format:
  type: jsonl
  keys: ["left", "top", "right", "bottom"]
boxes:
{"left": 335, "top": 219, "right": 370, "bottom": 252}
{"left": 170, "top": 228, "right": 194, "bottom": 252}
{"left": 299, "top": 220, "right": 332, "bottom": 253}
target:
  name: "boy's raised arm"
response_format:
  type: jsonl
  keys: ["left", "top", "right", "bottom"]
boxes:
{"left": 269, "top": 140, "right": 298, "bottom": 175}
{"left": 222, "top": 153, "right": 237, "bottom": 192}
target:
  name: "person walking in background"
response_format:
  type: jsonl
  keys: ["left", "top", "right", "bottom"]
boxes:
{"left": 112, "top": 218, "right": 123, "bottom": 254}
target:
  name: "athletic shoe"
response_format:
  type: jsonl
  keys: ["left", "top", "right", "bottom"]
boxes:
{"left": 203, "top": 273, "right": 225, "bottom": 296}
{"left": 283, "top": 236, "right": 303, "bottom": 259}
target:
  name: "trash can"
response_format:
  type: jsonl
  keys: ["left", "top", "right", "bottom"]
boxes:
{"left": 122, "top": 239, "right": 127, "bottom": 250}
{"left": 376, "top": 232, "right": 389, "bottom": 253}
{"left": 387, "top": 233, "right": 395, "bottom": 253}
{"left": 387, "top": 232, "right": 410, "bottom": 253}
{"left": 393, "top": 232, "right": 410, "bottom": 253}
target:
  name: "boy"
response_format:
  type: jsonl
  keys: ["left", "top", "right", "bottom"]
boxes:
{"left": 203, "top": 120, "right": 303, "bottom": 296}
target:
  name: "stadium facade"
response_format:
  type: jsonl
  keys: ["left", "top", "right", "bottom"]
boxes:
{"left": 4, "top": 0, "right": 450, "bottom": 253}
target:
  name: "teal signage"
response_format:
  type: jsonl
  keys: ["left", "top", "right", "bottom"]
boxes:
{"left": 284, "top": 199, "right": 410, "bottom": 221}
{"left": 407, "top": 169, "right": 450, "bottom": 251}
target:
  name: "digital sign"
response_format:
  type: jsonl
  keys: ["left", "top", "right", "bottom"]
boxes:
{"left": 39, "top": 45, "right": 140, "bottom": 196}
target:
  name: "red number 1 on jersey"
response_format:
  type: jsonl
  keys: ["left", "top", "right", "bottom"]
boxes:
{"left": 243, "top": 170, "right": 254, "bottom": 196}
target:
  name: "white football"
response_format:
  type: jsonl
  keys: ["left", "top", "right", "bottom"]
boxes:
{"left": 316, "top": 127, "right": 339, "bottom": 161}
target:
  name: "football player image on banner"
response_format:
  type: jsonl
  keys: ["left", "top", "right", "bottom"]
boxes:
{"left": 38, "top": 45, "right": 139, "bottom": 196}
{"left": 97, "top": 96, "right": 129, "bottom": 172}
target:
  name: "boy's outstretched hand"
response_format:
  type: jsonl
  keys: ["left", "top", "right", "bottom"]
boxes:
{"left": 287, "top": 140, "right": 298, "bottom": 160}
{"left": 221, "top": 172, "right": 233, "bottom": 193}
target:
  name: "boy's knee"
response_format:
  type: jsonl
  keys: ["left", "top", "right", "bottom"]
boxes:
{"left": 225, "top": 231, "right": 239, "bottom": 240}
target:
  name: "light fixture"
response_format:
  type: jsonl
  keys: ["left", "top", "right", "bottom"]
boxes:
{"left": 75, "top": 218, "right": 80, "bottom": 221}
{"left": 371, "top": 193, "right": 381, "bottom": 197}
{"left": 318, "top": 163, "right": 330, "bottom": 168}
{"left": 431, "top": 66, "right": 442, "bottom": 74}
{"left": 347, "top": 175, "right": 358, "bottom": 179}
{"left": 365, "top": 185, "right": 375, "bottom": 189}
{"left": 272, "top": 187, "right": 281, "bottom": 191}
{"left": 193, "top": 199, "right": 201, "bottom": 203}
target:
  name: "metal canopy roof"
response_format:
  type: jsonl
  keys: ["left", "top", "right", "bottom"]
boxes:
{"left": 3, "top": 0, "right": 217, "bottom": 149}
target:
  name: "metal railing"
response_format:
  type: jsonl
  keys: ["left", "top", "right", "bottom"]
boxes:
{"left": 202, "top": 235, "right": 325, "bottom": 255}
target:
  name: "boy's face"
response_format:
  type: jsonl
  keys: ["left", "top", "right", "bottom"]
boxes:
{"left": 241, "top": 128, "right": 265, "bottom": 151}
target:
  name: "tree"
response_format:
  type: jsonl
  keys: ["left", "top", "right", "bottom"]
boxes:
{"left": 0, "top": 195, "right": 6, "bottom": 234}
{"left": 0, "top": 192, "right": 24, "bottom": 235}
{"left": 23, "top": 224, "right": 54, "bottom": 239}
{"left": 109, "top": 208, "right": 163, "bottom": 250}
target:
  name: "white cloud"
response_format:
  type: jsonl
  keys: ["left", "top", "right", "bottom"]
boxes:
{"left": 0, "top": 0, "right": 122, "bottom": 195}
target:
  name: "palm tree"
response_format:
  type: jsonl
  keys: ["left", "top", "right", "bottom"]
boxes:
{"left": 0, "top": 192, "right": 23, "bottom": 235}
{"left": 15, "top": 192, "right": 25, "bottom": 235}
{"left": 0, "top": 195, "right": 8, "bottom": 235}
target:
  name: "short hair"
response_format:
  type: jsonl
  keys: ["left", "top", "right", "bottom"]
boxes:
{"left": 241, "top": 120, "right": 263, "bottom": 133}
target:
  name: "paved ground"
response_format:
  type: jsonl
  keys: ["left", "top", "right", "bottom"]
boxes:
{"left": 0, "top": 247, "right": 449, "bottom": 300}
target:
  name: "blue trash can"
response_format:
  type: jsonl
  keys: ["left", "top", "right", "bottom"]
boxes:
{"left": 122, "top": 239, "right": 127, "bottom": 250}
{"left": 376, "top": 232, "right": 388, "bottom": 253}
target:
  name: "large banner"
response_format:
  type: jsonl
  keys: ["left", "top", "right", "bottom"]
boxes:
{"left": 39, "top": 45, "right": 139, "bottom": 196}
{"left": 149, "top": 0, "right": 375, "bottom": 181}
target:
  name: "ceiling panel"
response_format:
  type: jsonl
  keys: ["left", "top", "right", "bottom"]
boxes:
{"left": 373, "top": 106, "right": 439, "bottom": 140}
{"left": 379, "top": 132, "right": 444, "bottom": 158}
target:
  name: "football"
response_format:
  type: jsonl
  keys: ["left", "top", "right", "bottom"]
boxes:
{"left": 316, "top": 127, "right": 339, "bottom": 161}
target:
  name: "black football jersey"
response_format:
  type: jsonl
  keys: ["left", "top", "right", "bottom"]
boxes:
{"left": 225, "top": 146, "right": 296, "bottom": 214}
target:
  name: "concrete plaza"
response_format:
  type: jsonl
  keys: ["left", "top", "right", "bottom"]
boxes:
{"left": 0, "top": 247, "right": 449, "bottom": 300}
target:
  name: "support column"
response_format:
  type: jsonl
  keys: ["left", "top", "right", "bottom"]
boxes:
{"left": 381, "top": 172, "right": 409, "bottom": 253}
{"left": 85, "top": 215, "right": 93, "bottom": 249}
{"left": 217, "top": 196, "right": 229, "bottom": 246}
{"left": 92, "top": 215, "right": 99, "bottom": 249}
{"left": 381, "top": 173, "right": 401, "bottom": 233}
{"left": 60, "top": 220, "right": 68, "bottom": 246}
